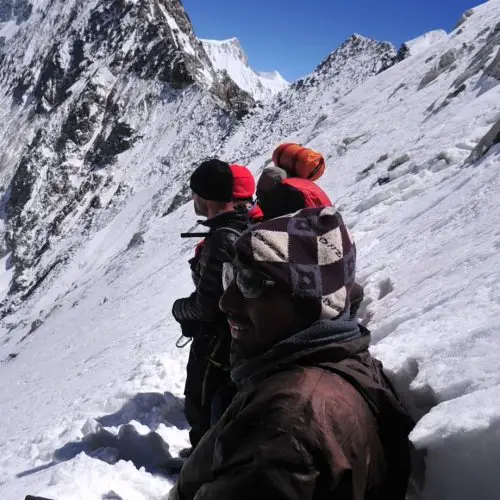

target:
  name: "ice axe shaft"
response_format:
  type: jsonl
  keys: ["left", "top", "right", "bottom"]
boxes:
{"left": 180, "top": 232, "right": 209, "bottom": 238}
{"left": 25, "top": 496, "right": 56, "bottom": 500}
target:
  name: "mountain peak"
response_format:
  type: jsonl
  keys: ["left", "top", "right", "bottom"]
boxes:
{"left": 309, "top": 35, "right": 396, "bottom": 84}
{"left": 349, "top": 33, "right": 370, "bottom": 42}
{"left": 258, "top": 70, "right": 289, "bottom": 85}
{"left": 201, "top": 37, "right": 249, "bottom": 66}
{"left": 342, "top": 33, "right": 389, "bottom": 49}
{"left": 201, "top": 38, "right": 288, "bottom": 101}
{"left": 204, "top": 36, "right": 240, "bottom": 45}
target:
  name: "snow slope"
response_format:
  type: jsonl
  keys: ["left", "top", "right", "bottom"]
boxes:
{"left": 0, "top": 0, "right": 252, "bottom": 317}
{"left": 201, "top": 38, "right": 289, "bottom": 101}
{"left": 1, "top": 1, "right": 500, "bottom": 499}
{"left": 257, "top": 70, "right": 289, "bottom": 94}
{"left": 402, "top": 30, "right": 449, "bottom": 58}
{"left": 222, "top": 34, "right": 397, "bottom": 165}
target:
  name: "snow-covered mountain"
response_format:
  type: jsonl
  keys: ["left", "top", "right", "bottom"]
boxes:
{"left": 394, "top": 30, "right": 449, "bottom": 61}
{"left": 0, "top": 0, "right": 255, "bottom": 317}
{"left": 221, "top": 34, "right": 397, "bottom": 165}
{"left": 1, "top": 0, "right": 500, "bottom": 499}
{"left": 201, "top": 37, "right": 289, "bottom": 101}
{"left": 403, "top": 30, "right": 449, "bottom": 57}
{"left": 257, "top": 70, "right": 290, "bottom": 93}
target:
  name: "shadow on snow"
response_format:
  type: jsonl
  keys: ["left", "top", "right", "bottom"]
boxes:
{"left": 16, "top": 391, "right": 187, "bottom": 479}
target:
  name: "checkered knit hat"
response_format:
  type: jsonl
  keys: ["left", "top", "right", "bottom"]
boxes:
{"left": 235, "top": 207, "right": 356, "bottom": 320}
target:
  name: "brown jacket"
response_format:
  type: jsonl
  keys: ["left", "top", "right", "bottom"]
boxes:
{"left": 169, "top": 321, "right": 413, "bottom": 500}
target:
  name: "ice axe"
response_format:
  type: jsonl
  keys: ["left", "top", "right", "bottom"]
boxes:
{"left": 180, "top": 232, "right": 209, "bottom": 238}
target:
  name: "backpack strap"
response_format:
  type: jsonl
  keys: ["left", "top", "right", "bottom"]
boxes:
{"left": 181, "top": 227, "right": 243, "bottom": 239}
{"left": 317, "top": 361, "right": 414, "bottom": 500}
{"left": 214, "top": 226, "right": 245, "bottom": 240}
{"left": 307, "top": 157, "right": 325, "bottom": 180}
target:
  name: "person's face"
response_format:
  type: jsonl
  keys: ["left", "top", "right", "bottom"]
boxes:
{"left": 219, "top": 264, "right": 312, "bottom": 362}
{"left": 193, "top": 192, "right": 208, "bottom": 217}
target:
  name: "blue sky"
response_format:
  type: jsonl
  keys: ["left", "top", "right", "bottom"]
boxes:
{"left": 183, "top": 0, "right": 479, "bottom": 82}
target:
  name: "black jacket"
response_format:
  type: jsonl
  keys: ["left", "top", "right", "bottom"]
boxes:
{"left": 172, "top": 210, "right": 249, "bottom": 326}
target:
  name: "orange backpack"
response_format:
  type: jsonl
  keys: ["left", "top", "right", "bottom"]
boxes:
{"left": 272, "top": 143, "right": 325, "bottom": 181}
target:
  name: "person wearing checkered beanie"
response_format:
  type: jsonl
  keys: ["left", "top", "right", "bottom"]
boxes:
{"left": 169, "top": 207, "right": 414, "bottom": 500}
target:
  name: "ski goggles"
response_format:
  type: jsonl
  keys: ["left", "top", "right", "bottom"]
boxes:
{"left": 222, "top": 262, "right": 276, "bottom": 299}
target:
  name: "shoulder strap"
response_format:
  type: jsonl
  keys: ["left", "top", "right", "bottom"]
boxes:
{"left": 181, "top": 226, "right": 243, "bottom": 239}
{"left": 318, "top": 362, "right": 380, "bottom": 414}
{"left": 307, "top": 157, "right": 325, "bottom": 180}
{"left": 214, "top": 226, "right": 245, "bottom": 239}
{"left": 317, "top": 361, "right": 414, "bottom": 500}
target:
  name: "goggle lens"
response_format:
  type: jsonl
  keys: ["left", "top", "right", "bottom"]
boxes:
{"left": 222, "top": 262, "right": 275, "bottom": 299}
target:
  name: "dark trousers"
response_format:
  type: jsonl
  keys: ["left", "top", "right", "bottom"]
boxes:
{"left": 184, "top": 336, "right": 231, "bottom": 448}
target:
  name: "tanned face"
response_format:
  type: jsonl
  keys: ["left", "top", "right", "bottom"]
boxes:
{"left": 220, "top": 271, "right": 312, "bottom": 362}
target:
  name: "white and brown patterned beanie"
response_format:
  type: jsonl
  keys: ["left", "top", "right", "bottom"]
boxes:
{"left": 234, "top": 207, "right": 356, "bottom": 320}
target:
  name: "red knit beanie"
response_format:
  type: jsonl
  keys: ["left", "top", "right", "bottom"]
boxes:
{"left": 230, "top": 164, "right": 255, "bottom": 200}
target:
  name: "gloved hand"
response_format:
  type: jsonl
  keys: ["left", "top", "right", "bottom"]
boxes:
{"left": 171, "top": 298, "right": 183, "bottom": 323}
{"left": 180, "top": 320, "right": 201, "bottom": 339}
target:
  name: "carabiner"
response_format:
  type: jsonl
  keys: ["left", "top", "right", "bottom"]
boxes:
{"left": 176, "top": 335, "right": 193, "bottom": 349}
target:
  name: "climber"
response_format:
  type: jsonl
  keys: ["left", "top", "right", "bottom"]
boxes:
{"left": 168, "top": 207, "right": 414, "bottom": 500}
{"left": 172, "top": 159, "right": 249, "bottom": 454}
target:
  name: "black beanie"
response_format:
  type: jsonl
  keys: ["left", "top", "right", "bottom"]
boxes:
{"left": 190, "top": 159, "right": 233, "bottom": 202}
